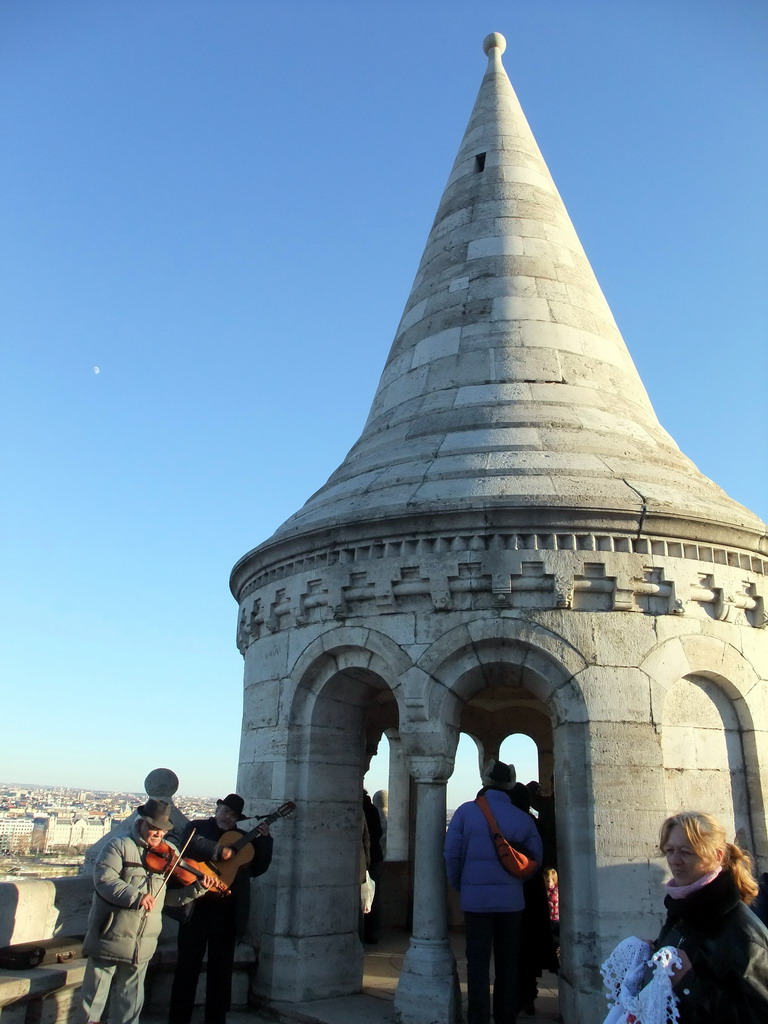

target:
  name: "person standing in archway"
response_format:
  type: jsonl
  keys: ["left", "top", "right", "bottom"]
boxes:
{"left": 444, "top": 760, "right": 542, "bottom": 1024}
{"left": 362, "top": 790, "right": 384, "bottom": 944}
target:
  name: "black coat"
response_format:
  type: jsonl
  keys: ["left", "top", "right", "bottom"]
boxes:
{"left": 654, "top": 871, "right": 768, "bottom": 1024}
{"left": 169, "top": 816, "right": 273, "bottom": 936}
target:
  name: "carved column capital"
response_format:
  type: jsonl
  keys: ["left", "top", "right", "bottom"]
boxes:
{"left": 407, "top": 754, "right": 455, "bottom": 785}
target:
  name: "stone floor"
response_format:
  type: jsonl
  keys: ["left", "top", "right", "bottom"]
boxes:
{"left": 145, "top": 930, "right": 561, "bottom": 1024}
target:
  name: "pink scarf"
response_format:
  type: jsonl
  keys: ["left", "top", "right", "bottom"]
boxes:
{"left": 665, "top": 866, "right": 721, "bottom": 900}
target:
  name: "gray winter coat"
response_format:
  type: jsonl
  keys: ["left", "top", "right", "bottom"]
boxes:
{"left": 83, "top": 821, "right": 197, "bottom": 965}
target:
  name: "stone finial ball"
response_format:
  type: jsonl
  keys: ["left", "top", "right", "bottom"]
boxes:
{"left": 483, "top": 32, "right": 507, "bottom": 56}
{"left": 145, "top": 767, "right": 180, "bottom": 800}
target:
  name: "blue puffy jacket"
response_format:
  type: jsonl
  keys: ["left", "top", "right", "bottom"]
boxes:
{"left": 444, "top": 788, "right": 543, "bottom": 913}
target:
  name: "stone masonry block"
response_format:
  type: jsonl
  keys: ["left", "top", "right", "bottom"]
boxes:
{"left": 590, "top": 764, "right": 665, "bottom": 809}
{"left": 574, "top": 665, "right": 653, "bottom": 723}
{"left": 371, "top": 365, "right": 429, "bottom": 414}
{"left": 412, "top": 328, "right": 462, "bottom": 369}
{"left": 518, "top": 318, "right": 589, "bottom": 354}
{"left": 469, "top": 274, "right": 538, "bottom": 300}
{"left": 588, "top": 721, "right": 663, "bottom": 768}
{"left": 663, "top": 678, "right": 728, "bottom": 729}
{"left": 596, "top": 859, "right": 665, "bottom": 913}
{"left": 258, "top": 932, "right": 362, "bottom": 1002}
{"left": 238, "top": 725, "right": 290, "bottom": 766}
{"left": 593, "top": 808, "right": 665, "bottom": 859}
{"left": 273, "top": 882, "right": 357, "bottom": 936}
{"left": 454, "top": 381, "right": 533, "bottom": 405}
{"left": 244, "top": 633, "right": 289, "bottom": 686}
{"left": 694, "top": 726, "right": 733, "bottom": 770}
{"left": 663, "top": 768, "right": 736, "bottom": 819}
{"left": 242, "top": 677, "right": 281, "bottom": 730}
{"left": 587, "top": 617, "right": 656, "bottom": 672}
{"left": 661, "top": 725, "right": 697, "bottom": 769}
{"left": 438, "top": 427, "right": 541, "bottom": 452}
{"left": 467, "top": 235, "right": 524, "bottom": 260}
{"left": 492, "top": 295, "right": 551, "bottom": 323}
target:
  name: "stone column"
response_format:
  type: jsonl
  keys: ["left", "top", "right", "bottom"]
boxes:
{"left": 386, "top": 732, "right": 412, "bottom": 861}
{"left": 394, "top": 756, "right": 461, "bottom": 1024}
{"left": 554, "top": 660, "right": 668, "bottom": 1024}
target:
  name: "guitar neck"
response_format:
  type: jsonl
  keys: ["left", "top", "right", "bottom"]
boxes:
{"left": 211, "top": 803, "right": 294, "bottom": 889}
{"left": 230, "top": 810, "right": 283, "bottom": 852}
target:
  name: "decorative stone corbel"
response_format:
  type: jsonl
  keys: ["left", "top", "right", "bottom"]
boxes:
{"left": 399, "top": 665, "right": 434, "bottom": 723}
{"left": 267, "top": 589, "right": 291, "bottom": 632}
{"left": 375, "top": 580, "right": 396, "bottom": 612}
{"left": 553, "top": 571, "right": 574, "bottom": 608}
{"left": 612, "top": 572, "right": 635, "bottom": 612}
{"left": 236, "top": 611, "right": 249, "bottom": 654}
{"left": 237, "top": 598, "right": 263, "bottom": 651}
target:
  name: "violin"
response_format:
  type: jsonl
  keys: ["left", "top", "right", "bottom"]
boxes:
{"left": 143, "top": 840, "right": 229, "bottom": 895}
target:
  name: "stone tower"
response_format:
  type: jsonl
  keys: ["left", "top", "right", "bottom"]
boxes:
{"left": 230, "top": 33, "right": 767, "bottom": 1024}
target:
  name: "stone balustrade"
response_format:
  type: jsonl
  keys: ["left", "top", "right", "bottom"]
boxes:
{"left": 0, "top": 877, "right": 91, "bottom": 1024}
{"left": 0, "top": 878, "right": 255, "bottom": 1024}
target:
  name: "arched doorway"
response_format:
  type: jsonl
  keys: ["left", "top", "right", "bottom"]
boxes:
{"left": 250, "top": 648, "right": 402, "bottom": 1003}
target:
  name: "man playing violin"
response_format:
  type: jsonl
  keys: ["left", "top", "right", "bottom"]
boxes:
{"left": 82, "top": 799, "right": 215, "bottom": 1024}
{"left": 168, "top": 793, "right": 273, "bottom": 1024}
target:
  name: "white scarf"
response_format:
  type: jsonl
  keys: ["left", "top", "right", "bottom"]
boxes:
{"left": 600, "top": 936, "right": 682, "bottom": 1024}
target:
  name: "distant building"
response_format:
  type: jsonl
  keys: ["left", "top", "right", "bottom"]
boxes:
{"left": 35, "top": 813, "right": 114, "bottom": 852}
{"left": 0, "top": 816, "right": 35, "bottom": 853}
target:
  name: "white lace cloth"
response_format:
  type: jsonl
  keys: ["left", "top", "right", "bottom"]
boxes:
{"left": 600, "top": 936, "right": 681, "bottom": 1024}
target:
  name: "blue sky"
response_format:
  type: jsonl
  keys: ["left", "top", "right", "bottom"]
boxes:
{"left": 1, "top": 1, "right": 766, "bottom": 807}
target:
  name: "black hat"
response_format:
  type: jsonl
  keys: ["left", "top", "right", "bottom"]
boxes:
{"left": 490, "top": 761, "right": 514, "bottom": 785}
{"left": 482, "top": 760, "right": 516, "bottom": 790}
{"left": 136, "top": 798, "right": 173, "bottom": 831}
{"left": 217, "top": 794, "right": 247, "bottom": 821}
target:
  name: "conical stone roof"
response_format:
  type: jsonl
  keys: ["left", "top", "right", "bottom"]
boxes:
{"left": 251, "top": 33, "right": 765, "bottom": 559}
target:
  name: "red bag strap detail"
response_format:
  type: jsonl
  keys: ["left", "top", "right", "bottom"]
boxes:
{"left": 475, "top": 794, "right": 502, "bottom": 834}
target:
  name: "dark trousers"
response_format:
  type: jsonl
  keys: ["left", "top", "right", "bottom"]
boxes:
{"left": 169, "top": 897, "right": 237, "bottom": 1024}
{"left": 464, "top": 910, "right": 522, "bottom": 1024}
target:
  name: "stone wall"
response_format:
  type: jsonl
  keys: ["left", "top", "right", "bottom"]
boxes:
{"left": 0, "top": 878, "right": 255, "bottom": 1024}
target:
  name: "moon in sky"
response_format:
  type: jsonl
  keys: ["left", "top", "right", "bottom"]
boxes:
{"left": 93, "top": 366, "right": 100, "bottom": 374}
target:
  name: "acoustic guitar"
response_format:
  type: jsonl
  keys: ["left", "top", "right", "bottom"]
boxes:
{"left": 211, "top": 801, "right": 295, "bottom": 889}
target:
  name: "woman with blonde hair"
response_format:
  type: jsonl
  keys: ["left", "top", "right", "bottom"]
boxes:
{"left": 652, "top": 810, "right": 768, "bottom": 1022}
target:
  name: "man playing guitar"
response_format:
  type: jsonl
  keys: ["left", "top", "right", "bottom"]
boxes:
{"left": 167, "top": 794, "right": 273, "bottom": 1024}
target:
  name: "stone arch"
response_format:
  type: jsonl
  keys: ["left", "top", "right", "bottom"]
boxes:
{"left": 289, "top": 625, "right": 413, "bottom": 710}
{"left": 287, "top": 626, "right": 413, "bottom": 783}
{"left": 406, "top": 618, "right": 590, "bottom": 844}
{"left": 641, "top": 634, "right": 767, "bottom": 859}
{"left": 643, "top": 633, "right": 763, "bottom": 715}
{"left": 397, "top": 616, "right": 594, "bottom": 997}
{"left": 404, "top": 616, "right": 589, "bottom": 731}
{"left": 266, "top": 627, "right": 410, "bottom": 1000}
{"left": 660, "top": 675, "right": 746, "bottom": 833}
